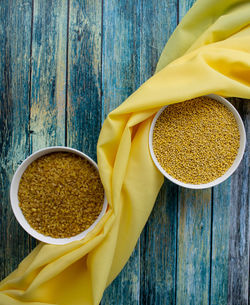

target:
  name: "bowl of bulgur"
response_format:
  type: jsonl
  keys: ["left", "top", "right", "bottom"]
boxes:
{"left": 10, "top": 146, "right": 108, "bottom": 244}
{"left": 149, "top": 94, "right": 246, "bottom": 189}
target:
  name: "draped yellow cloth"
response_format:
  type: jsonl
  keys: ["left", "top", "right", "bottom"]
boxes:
{"left": 1, "top": 0, "right": 250, "bottom": 304}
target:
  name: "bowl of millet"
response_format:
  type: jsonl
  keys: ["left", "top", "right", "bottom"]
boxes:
{"left": 10, "top": 146, "right": 108, "bottom": 244}
{"left": 149, "top": 94, "right": 246, "bottom": 189}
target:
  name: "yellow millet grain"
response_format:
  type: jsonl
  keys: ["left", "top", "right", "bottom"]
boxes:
{"left": 18, "top": 152, "right": 104, "bottom": 238}
{"left": 152, "top": 97, "right": 240, "bottom": 184}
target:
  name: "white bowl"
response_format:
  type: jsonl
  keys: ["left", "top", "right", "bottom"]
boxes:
{"left": 149, "top": 94, "right": 246, "bottom": 189}
{"left": 10, "top": 146, "right": 108, "bottom": 245}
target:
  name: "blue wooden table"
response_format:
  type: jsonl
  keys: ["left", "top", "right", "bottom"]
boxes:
{"left": 0, "top": 1, "right": 249, "bottom": 304}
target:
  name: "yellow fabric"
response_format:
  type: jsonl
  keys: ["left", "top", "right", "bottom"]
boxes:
{"left": 1, "top": 0, "right": 250, "bottom": 304}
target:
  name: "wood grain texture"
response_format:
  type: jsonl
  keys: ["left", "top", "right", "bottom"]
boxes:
{"left": 30, "top": 0, "right": 67, "bottom": 150}
{"left": 176, "top": 2, "right": 212, "bottom": 305}
{"left": 210, "top": 179, "right": 231, "bottom": 305}
{"left": 67, "top": 0, "right": 102, "bottom": 160}
{"left": 139, "top": 1, "right": 178, "bottom": 305}
{"left": 0, "top": 0, "right": 32, "bottom": 279}
{"left": 227, "top": 99, "right": 249, "bottom": 305}
{"left": 177, "top": 189, "right": 212, "bottom": 305}
{"left": 0, "top": 2, "right": 249, "bottom": 305}
{"left": 101, "top": 246, "right": 140, "bottom": 305}
{"left": 101, "top": 1, "right": 141, "bottom": 303}
{"left": 101, "top": 0, "right": 141, "bottom": 118}
{"left": 211, "top": 99, "right": 249, "bottom": 305}
{"left": 140, "top": 180, "right": 178, "bottom": 305}
{"left": 139, "top": 0, "right": 178, "bottom": 82}
{"left": 102, "top": 1, "right": 179, "bottom": 303}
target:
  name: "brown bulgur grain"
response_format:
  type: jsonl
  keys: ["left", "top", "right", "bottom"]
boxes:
{"left": 152, "top": 97, "right": 240, "bottom": 184}
{"left": 18, "top": 152, "right": 104, "bottom": 238}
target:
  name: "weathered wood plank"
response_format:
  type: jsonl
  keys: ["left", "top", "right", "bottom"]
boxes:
{"left": 30, "top": 0, "right": 67, "bottom": 150}
{"left": 101, "top": 1, "right": 141, "bottom": 303}
{"left": 0, "top": 3, "right": 249, "bottom": 305}
{"left": 0, "top": 0, "right": 32, "bottom": 280}
{"left": 101, "top": 246, "right": 140, "bottom": 305}
{"left": 176, "top": 2, "right": 212, "bottom": 305}
{"left": 102, "top": 1, "right": 179, "bottom": 304}
{"left": 139, "top": 0, "right": 178, "bottom": 82}
{"left": 210, "top": 100, "right": 249, "bottom": 305}
{"left": 176, "top": 189, "right": 212, "bottom": 305}
{"left": 140, "top": 181, "right": 178, "bottom": 305}
{"left": 227, "top": 99, "right": 249, "bottom": 305}
{"left": 67, "top": 0, "right": 102, "bottom": 161}
{"left": 139, "top": 1, "right": 178, "bottom": 305}
{"left": 210, "top": 179, "right": 231, "bottom": 305}
{"left": 101, "top": 0, "right": 141, "bottom": 117}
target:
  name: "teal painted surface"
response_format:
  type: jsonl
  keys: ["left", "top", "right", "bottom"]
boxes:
{"left": 139, "top": 1, "right": 178, "bottom": 304}
{"left": 211, "top": 179, "right": 231, "bottom": 305}
{"left": 140, "top": 180, "right": 178, "bottom": 305}
{"left": 176, "top": 2, "right": 212, "bottom": 305}
{"left": 101, "top": 1, "right": 178, "bottom": 303}
{"left": 67, "top": 0, "right": 102, "bottom": 160}
{"left": 101, "top": 0, "right": 141, "bottom": 117}
{"left": 0, "top": 0, "right": 33, "bottom": 278}
{"left": 101, "top": 1, "right": 141, "bottom": 303}
{"left": 139, "top": 0, "right": 178, "bottom": 81}
{"left": 0, "top": 1, "right": 249, "bottom": 305}
{"left": 30, "top": 0, "right": 67, "bottom": 150}
{"left": 177, "top": 189, "right": 212, "bottom": 305}
{"left": 227, "top": 99, "right": 249, "bottom": 305}
{"left": 211, "top": 99, "right": 250, "bottom": 305}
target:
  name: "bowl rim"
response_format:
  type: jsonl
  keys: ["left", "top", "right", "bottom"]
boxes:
{"left": 149, "top": 94, "right": 246, "bottom": 189}
{"left": 10, "top": 146, "right": 108, "bottom": 245}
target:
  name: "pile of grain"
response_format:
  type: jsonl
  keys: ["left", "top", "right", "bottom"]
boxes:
{"left": 152, "top": 96, "right": 240, "bottom": 184}
{"left": 18, "top": 152, "right": 104, "bottom": 238}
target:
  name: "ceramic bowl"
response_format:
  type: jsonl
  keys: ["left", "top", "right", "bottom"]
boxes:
{"left": 149, "top": 94, "right": 246, "bottom": 189}
{"left": 10, "top": 146, "right": 108, "bottom": 244}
